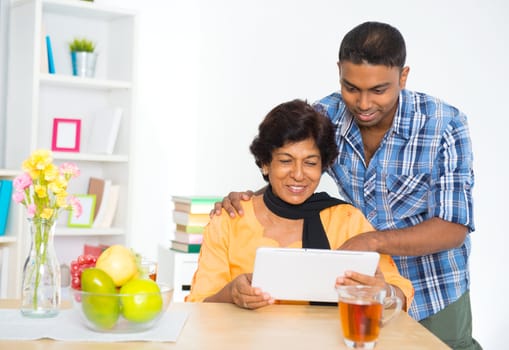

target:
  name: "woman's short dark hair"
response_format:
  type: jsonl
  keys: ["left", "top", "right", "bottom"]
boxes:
{"left": 339, "top": 21, "right": 406, "bottom": 68}
{"left": 250, "top": 99, "right": 338, "bottom": 182}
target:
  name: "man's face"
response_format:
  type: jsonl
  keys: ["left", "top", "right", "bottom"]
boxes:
{"left": 338, "top": 61, "right": 409, "bottom": 130}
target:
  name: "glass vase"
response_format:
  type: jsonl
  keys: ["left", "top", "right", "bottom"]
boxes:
{"left": 20, "top": 218, "right": 61, "bottom": 318}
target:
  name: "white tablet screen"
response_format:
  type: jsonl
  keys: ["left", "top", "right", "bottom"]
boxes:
{"left": 251, "top": 247, "right": 380, "bottom": 302}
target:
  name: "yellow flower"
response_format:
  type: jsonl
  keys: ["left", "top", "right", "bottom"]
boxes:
{"left": 22, "top": 160, "right": 40, "bottom": 179}
{"left": 48, "top": 177, "right": 68, "bottom": 195}
{"left": 40, "top": 208, "right": 54, "bottom": 220}
{"left": 22, "top": 149, "right": 53, "bottom": 178}
{"left": 31, "top": 149, "right": 52, "bottom": 168}
{"left": 56, "top": 193, "right": 69, "bottom": 208}
{"left": 44, "top": 164, "right": 59, "bottom": 182}
{"left": 35, "top": 184, "right": 48, "bottom": 199}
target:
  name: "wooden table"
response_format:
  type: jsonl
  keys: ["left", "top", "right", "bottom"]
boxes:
{"left": 0, "top": 299, "right": 449, "bottom": 349}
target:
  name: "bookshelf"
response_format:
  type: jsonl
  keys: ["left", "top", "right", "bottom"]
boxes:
{"left": 0, "top": 170, "right": 24, "bottom": 298}
{"left": 4, "top": 0, "right": 138, "bottom": 280}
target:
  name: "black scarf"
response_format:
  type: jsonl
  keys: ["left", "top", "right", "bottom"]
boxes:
{"left": 263, "top": 185, "right": 348, "bottom": 249}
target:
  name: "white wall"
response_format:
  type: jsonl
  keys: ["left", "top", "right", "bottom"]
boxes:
{"left": 7, "top": 0, "right": 507, "bottom": 347}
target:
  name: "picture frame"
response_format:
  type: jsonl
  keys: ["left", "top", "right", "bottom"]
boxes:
{"left": 68, "top": 194, "right": 96, "bottom": 228}
{"left": 51, "top": 118, "right": 81, "bottom": 152}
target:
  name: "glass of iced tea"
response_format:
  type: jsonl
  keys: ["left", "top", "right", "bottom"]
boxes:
{"left": 140, "top": 258, "right": 158, "bottom": 281}
{"left": 337, "top": 285, "right": 402, "bottom": 349}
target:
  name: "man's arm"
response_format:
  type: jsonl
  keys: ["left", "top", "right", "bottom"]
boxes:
{"left": 339, "top": 217, "right": 468, "bottom": 256}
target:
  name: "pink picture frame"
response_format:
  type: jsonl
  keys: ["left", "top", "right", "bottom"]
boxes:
{"left": 51, "top": 118, "right": 81, "bottom": 152}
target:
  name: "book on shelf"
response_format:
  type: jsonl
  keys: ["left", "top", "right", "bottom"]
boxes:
{"left": 89, "top": 178, "right": 111, "bottom": 226}
{"left": 87, "top": 107, "right": 123, "bottom": 155}
{"left": 93, "top": 184, "right": 119, "bottom": 228}
{"left": 174, "top": 230, "right": 203, "bottom": 245}
{"left": 87, "top": 177, "right": 105, "bottom": 219}
{"left": 171, "top": 240, "right": 201, "bottom": 254}
{"left": 172, "top": 210, "right": 211, "bottom": 227}
{"left": 45, "top": 35, "right": 55, "bottom": 74}
{"left": 0, "top": 180, "right": 13, "bottom": 236}
{"left": 40, "top": 24, "right": 48, "bottom": 73}
{"left": 172, "top": 195, "right": 222, "bottom": 214}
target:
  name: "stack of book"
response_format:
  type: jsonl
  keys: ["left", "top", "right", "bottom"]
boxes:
{"left": 171, "top": 195, "right": 222, "bottom": 253}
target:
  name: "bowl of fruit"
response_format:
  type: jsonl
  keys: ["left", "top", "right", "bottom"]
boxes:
{"left": 70, "top": 245, "right": 173, "bottom": 333}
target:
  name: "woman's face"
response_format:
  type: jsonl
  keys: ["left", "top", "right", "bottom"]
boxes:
{"left": 263, "top": 138, "right": 322, "bottom": 205}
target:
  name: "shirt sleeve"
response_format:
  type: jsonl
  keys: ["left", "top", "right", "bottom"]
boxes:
{"left": 429, "top": 113, "right": 475, "bottom": 232}
{"left": 185, "top": 213, "right": 232, "bottom": 302}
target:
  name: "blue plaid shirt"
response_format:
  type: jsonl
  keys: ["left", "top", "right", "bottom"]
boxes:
{"left": 314, "top": 89, "right": 475, "bottom": 320}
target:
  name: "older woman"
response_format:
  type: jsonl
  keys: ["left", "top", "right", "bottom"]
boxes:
{"left": 186, "top": 99, "right": 413, "bottom": 310}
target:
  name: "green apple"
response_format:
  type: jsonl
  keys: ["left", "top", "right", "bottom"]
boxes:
{"left": 120, "top": 279, "right": 163, "bottom": 323}
{"left": 81, "top": 267, "right": 117, "bottom": 293}
{"left": 80, "top": 268, "right": 120, "bottom": 329}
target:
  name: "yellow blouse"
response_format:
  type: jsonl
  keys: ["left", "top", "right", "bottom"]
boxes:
{"left": 186, "top": 198, "right": 414, "bottom": 309}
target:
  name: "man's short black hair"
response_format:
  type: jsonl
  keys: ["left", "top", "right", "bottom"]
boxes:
{"left": 339, "top": 21, "right": 406, "bottom": 68}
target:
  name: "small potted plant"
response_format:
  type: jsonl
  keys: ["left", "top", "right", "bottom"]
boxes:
{"left": 69, "top": 37, "right": 98, "bottom": 78}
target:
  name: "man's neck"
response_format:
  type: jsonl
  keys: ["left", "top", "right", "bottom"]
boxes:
{"left": 358, "top": 108, "right": 397, "bottom": 165}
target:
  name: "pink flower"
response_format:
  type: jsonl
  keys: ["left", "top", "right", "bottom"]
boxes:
{"left": 27, "top": 204, "right": 36, "bottom": 218}
{"left": 59, "top": 163, "right": 80, "bottom": 178}
{"left": 12, "top": 191, "right": 25, "bottom": 204}
{"left": 69, "top": 196, "right": 82, "bottom": 217}
{"left": 13, "top": 173, "right": 32, "bottom": 191}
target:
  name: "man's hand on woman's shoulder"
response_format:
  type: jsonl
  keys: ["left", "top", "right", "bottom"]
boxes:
{"left": 210, "top": 190, "right": 255, "bottom": 218}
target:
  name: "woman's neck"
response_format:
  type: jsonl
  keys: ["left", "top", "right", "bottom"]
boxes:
{"left": 253, "top": 195, "right": 303, "bottom": 247}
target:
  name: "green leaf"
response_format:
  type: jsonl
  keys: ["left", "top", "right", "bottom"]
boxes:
{"left": 69, "top": 38, "right": 96, "bottom": 53}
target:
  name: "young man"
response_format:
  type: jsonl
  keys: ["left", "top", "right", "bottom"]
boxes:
{"left": 216, "top": 22, "right": 481, "bottom": 349}
{"left": 313, "top": 21, "right": 480, "bottom": 350}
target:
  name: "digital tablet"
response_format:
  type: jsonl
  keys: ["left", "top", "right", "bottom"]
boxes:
{"left": 251, "top": 247, "right": 380, "bottom": 303}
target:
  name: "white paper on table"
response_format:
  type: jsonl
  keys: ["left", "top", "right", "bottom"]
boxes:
{"left": 0, "top": 308, "right": 189, "bottom": 342}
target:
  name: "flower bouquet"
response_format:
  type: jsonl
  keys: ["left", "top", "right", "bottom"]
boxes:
{"left": 12, "top": 149, "right": 81, "bottom": 317}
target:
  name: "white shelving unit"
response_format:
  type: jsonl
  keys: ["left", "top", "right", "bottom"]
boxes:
{"left": 157, "top": 245, "right": 199, "bottom": 302}
{"left": 5, "top": 0, "right": 138, "bottom": 276}
{"left": 0, "top": 170, "right": 24, "bottom": 298}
